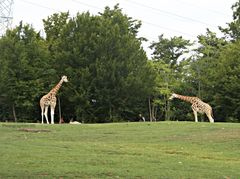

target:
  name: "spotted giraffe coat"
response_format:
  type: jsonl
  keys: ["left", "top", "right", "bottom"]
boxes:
{"left": 169, "top": 93, "right": 214, "bottom": 123}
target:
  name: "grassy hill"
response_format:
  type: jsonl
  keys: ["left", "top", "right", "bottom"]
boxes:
{"left": 0, "top": 122, "right": 239, "bottom": 178}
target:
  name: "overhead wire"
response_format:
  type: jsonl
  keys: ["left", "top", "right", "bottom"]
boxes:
{"left": 68, "top": 0, "right": 197, "bottom": 38}
{"left": 125, "top": 0, "right": 217, "bottom": 28}
{"left": 17, "top": 0, "right": 208, "bottom": 38}
{"left": 19, "top": 0, "right": 61, "bottom": 12}
{"left": 170, "top": 0, "right": 230, "bottom": 16}
{"left": 71, "top": 0, "right": 102, "bottom": 11}
{"left": 142, "top": 21, "right": 196, "bottom": 38}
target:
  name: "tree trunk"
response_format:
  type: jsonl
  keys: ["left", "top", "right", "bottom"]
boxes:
{"left": 166, "top": 99, "right": 170, "bottom": 121}
{"left": 164, "top": 97, "right": 170, "bottom": 121}
{"left": 148, "top": 97, "right": 152, "bottom": 122}
{"left": 151, "top": 104, "right": 156, "bottom": 122}
{"left": 109, "top": 105, "right": 112, "bottom": 121}
{"left": 154, "top": 106, "right": 158, "bottom": 121}
{"left": 12, "top": 104, "right": 17, "bottom": 122}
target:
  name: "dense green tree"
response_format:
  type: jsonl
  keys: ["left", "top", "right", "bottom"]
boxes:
{"left": 220, "top": 0, "right": 240, "bottom": 40}
{"left": 150, "top": 35, "right": 191, "bottom": 67}
{"left": 0, "top": 3, "right": 239, "bottom": 123}
{"left": 150, "top": 35, "right": 191, "bottom": 121}
{"left": 189, "top": 29, "right": 227, "bottom": 99}
{"left": 149, "top": 60, "right": 173, "bottom": 121}
{"left": 43, "top": 5, "right": 155, "bottom": 122}
{"left": 185, "top": 29, "right": 227, "bottom": 122}
{"left": 0, "top": 22, "right": 53, "bottom": 121}
{"left": 211, "top": 41, "right": 240, "bottom": 122}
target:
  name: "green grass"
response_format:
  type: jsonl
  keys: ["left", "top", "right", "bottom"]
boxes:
{"left": 0, "top": 122, "right": 239, "bottom": 178}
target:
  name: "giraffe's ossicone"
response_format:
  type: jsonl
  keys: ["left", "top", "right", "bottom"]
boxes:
{"left": 40, "top": 76, "right": 68, "bottom": 124}
{"left": 169, "top": 93, "right": 214, "bottom": 123}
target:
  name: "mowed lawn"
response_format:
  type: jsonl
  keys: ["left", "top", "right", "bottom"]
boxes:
{"left": 0, "top": 122, "right": 239, "bottom": 179}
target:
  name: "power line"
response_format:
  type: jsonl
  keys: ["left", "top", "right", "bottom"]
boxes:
{"left": 19, "top": 0, "right": 103, "bottom": 14}
{"left": 142, "top": 21, "right": 196, "bottom": 38}
{"left": 71, "top": 0, "right": 102, "bottom": 11}
{"left": 170, "top": 0, "right": 230, "bottom": 16}
{"left": 20, "top": 0, "right": 61, "bottom": 12}
{"left": 17, "top": 0, "right": 197, "bottom": 39}
{"left": 125, "top": 0, "right": 217, "bottom": 28}
{"left": 69, "top": 0, "right": 196, "bottom": 38}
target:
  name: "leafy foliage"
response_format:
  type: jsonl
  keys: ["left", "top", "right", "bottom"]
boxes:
{"left": 0, "top": 22, "right": 53, "bottom": 121}
{"left": 220, "top": 0, "right": 240, "bottom": 40}
{"left": 150, "top": 35, "right": 192, "bottom": 121}
{"left": 0, "top": 2, "right": 240, "bottom": 123}
{"left": 0, "top": 5, "right": 154, "bottom": 123}
{"left": 212, "top": 41, "right": 240, "bottom": 122}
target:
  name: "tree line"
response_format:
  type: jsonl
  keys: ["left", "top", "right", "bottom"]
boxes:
{"left": 0, "top": 3, "right": 239, "bottom": 123}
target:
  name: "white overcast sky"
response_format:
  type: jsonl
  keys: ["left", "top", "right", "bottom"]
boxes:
{"left": 12, "top": 0, "right": 237, "bottom": 57}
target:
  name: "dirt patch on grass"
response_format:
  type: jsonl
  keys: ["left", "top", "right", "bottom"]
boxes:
{"left": 164, "top": 149, "right": 190, "bottom": 156}
{"left": 2, "top": 124, "right": 36, "bottom": 128}
{"left": 18, "top": 128, "right": 51, "bottom": 133}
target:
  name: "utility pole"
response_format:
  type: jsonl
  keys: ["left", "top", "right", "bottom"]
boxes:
{"left": 0, "top": 0, "right": 14, "bottom": 36}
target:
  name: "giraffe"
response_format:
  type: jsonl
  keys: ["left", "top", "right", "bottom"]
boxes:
{"left": 169, "top": 93, "right": 214, "bottom": 123}
{"left": 40, "top": 76, "right": 68, "bottom": 124}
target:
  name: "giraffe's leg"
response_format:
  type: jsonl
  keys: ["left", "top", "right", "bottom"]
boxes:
{"left": 206, "top": 112, "right": 214, "bottom": 123}
{"left": 50, "top": 105, "right": 56, "bottom": 124}
{"left": 41, "top": 105, "right": 44, "bottom": 124}
{"left": 211, "top": 117, "right": 214, "bottom": 123}
{"left": 44, "top": 106, "right": 49, "bottom": 124}
{"left": 193, "top": 110, "right": 198, "bottom": 122}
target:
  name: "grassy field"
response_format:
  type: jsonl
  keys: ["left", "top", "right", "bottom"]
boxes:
{"left": 0, "top": 122, "right": 239, "bottom": 179}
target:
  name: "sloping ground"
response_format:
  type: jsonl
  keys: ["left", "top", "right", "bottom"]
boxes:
{"left": 0, "top": 122, "right": 239, "bottom": 178}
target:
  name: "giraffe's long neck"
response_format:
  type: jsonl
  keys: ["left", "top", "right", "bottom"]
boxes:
{"left": 49, "top": 79, "right": 64, "bottom": 96}
{"left": 175, "top": 94, "right": 196, "bottom": 104}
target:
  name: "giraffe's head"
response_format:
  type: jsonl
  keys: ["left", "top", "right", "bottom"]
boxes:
{"left": 169, "top": 93, "right": 177, "bottom": 100}
{"left": 61, "top": 75, "right": 69, "bottom": 82}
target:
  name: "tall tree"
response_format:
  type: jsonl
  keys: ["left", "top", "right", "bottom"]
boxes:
{"left": 150, "top": 35, "right": 191, "bottom": 121}
{"left": 43, "top": 5, "right": 155, "bottom": 122}
{"left": 220, "top": 0, "right": 240, "bottom": 41}
{"left": 211, "top": 41, "right": 240, "bottom": 122}
{"left": 0, "top": 22, "right": 52, "bottom": 122}
{"left": 184, "top": 29, "right": 227, "bottom": 122}
{"left": 190, "top": 29, "right": 226, "bottom": 99}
